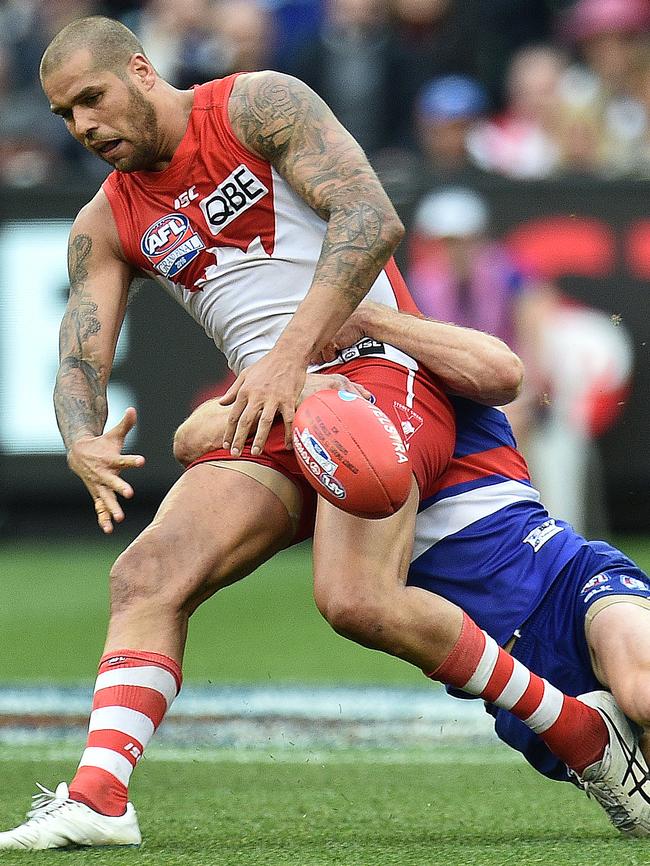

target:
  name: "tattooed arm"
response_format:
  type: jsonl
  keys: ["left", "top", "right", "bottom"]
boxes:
{"left": 220, "top": 71, "right": 404, "bottom": 456}
{"left": 55, "top": 190, "right": 144, "bottom": 533}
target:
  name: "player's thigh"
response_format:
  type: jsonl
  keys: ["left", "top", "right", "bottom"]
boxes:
{"left": 116, "top": 462, "right": 297, "bottom": 605}
{"left": 312, "top": 476, "right": 419, "bottom": 619}
{"left": 587, "top": 599, "right": 650, "bottom": 723}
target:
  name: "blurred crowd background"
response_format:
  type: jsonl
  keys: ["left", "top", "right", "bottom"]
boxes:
{"left": 3, "top": 0, "right": 650, "bottom": 185}
{"left": 1, "top": 0, "right": 649, "bottom": 537}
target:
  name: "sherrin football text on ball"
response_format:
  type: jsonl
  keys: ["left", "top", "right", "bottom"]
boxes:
{"left": 292, "top": 389, "right": 411, "bottom": 518}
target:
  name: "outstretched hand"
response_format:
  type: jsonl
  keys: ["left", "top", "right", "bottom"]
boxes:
{"left": 66, "top": 407, "right": 145, "bottom": 534}
{"left": 219, "top": 351, "right": 307, "bottom": 456}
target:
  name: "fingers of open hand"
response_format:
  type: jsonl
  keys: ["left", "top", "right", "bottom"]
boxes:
{"left": 302, "top": 373, "right": 372, "bottom": 403}
{"left": 223, "top": 396, "right": 247, "bottom": 452}
{"left": 250, "top": 408, "right": 278, "bottom": 456}
{"left": 229, "top": 403, "right": 263, "bottom": 456}
{"left": 317, "top": 343, "right": 338, "bottom": 364}
{"left": 107, "top": 407, "right": 137, "bottom": 441}
{"left": 116, "top": 454, "right": 145, "bottom": 472}
{"left": 93, "top": 488, "right": 123, "bottom": 534}
{"left": 333, "top": 375, "right": 372, "bottom": 401}
{"left": 218, "top": 373, "right": 244, "bottom": 409}
{"left": 89, "top": 464, "right": 138, "bottom": 531}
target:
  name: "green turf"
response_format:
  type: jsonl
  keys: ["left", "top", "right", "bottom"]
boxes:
{"left": 0, "top": 540, "right": 425, "bottom": 685}
{"left": 1, "top": 536, "right": 649, "bottom": 685}
{"left": 0, "top": 750, "right": 644, "bottom": 865}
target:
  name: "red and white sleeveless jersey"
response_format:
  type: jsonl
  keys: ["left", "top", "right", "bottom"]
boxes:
{"left": 103, "top": 75, "right": 419, "bottom": 375}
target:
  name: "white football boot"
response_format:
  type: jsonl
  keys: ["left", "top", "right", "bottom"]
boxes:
{"left": 576, "top": 690, "right": 650, "bottom": 837}
{"left": 0, "top": 782, "right": 141, "bottom": 850}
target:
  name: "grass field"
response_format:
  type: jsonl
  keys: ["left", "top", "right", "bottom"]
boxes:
{"left": 0, "top": 751, "right": 644, "bottom": 866}
{"left": 0, "top": 539, "right": 427, "bottom": 685}
{"left": 1, "top": 536, "right": 649, "bottom": 685}
{"left": 0, "top": 537, "right": 649, "bottom": 862}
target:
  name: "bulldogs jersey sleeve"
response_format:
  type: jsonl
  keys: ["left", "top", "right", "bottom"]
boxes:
{"left": 409, "top": 398, "right": 587, "bottom": 645}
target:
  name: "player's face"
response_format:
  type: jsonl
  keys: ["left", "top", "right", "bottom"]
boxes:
{"left": 43, "top": 49, "right": 160, "bottom": 173}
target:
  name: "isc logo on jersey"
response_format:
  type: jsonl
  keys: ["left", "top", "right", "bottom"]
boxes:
{"left": 141, "top": 213, "right": 205, "bottom": 278}
{"left": 200, "top": 165, "right": 269, "bottom": 236}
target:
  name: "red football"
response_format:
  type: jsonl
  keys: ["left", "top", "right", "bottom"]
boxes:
{"left": 292, "top": 389, "right": 411, "bottom": 519}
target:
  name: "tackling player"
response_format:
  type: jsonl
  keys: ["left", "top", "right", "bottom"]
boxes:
{"left": 0, "top": 15, "right": 645, "bottom": 850}
{"left": 309, "top": 303, "right": 650, "bottom": 834}
{"left": 177, "top": 302, "right": 650, "bottom": 838}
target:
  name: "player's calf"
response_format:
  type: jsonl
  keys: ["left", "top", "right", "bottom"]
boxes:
{"left": 428, "top": 612, "right": 610, "bottom": 776}
{"left": 587, "top": 601, "right": 650, "bottom": 729}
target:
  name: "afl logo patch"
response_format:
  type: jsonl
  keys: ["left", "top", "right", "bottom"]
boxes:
{"left": 140, "top": 213, "right": 205, "bottom": 278}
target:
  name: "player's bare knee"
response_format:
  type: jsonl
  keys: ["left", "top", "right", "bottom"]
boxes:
{"left": 316, "top": 588, "right": 391, "bottom": 646}
{"left": 611, "top": 673, "right": 650, "bottom": 730}
{"left": 109, "top": 543, "right": 162, "bottom": 615}
{"left": 173, "top": 400, "right": 229, "bottom": 466}
{"left": 109, "top": 531, "right": 195, "bottom": 617}
{"left": 172, "top": 422, "right": 196, "bottom": 467}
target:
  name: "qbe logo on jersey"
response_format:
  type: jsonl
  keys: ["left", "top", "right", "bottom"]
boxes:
{"left": 200, "top": 165, "right": 269, "bottom": 236}
{"left": 141, "top": 213, "right": 205, "bottom": 278}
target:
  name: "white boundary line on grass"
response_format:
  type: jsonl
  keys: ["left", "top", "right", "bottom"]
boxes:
{"left": 0, "top": 684, "right": 502, "bottom": 752}
{"left": 0, "top": 745, "right": 523, "bottom": 765}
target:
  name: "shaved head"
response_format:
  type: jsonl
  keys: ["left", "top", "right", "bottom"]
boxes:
{"left": 40, "top": 16, "right": 145, "bottom": 82}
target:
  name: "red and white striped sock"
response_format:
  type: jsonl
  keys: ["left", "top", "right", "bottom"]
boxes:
{"left": 69, "top": 650, "right": 182, "bottom": 816}
{"left": 427, "top": 613, "right": 608, "bottom": 774}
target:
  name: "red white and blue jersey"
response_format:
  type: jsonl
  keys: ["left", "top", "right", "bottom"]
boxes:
{"left": 409, "top": 397, "right": 586, "bottom": 645}
{"left": 102, "top": 75, "right": 419, "bottom": 375}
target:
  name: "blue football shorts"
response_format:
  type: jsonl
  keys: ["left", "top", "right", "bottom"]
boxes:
{"left": 484, "top": 540, "right": 650, "bottom": 782}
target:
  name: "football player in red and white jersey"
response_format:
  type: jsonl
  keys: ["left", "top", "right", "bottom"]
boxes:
{"left": 0, "top": 15, "right": 645, "bottom": 850}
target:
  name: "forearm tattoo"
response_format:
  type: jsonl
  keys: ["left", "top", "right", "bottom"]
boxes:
{"left": 229, "top": 73, "right": 402, "bottom": 308}
{"left": 54, "top": 233, "right": 107, "bottom": 447}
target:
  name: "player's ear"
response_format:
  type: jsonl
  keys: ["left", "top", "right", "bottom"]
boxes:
{"left": 128, "top": 53, "right": 155, "bottom": 90}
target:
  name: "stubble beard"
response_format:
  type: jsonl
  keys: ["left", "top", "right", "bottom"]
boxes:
{"left": 111, "top": 85, "right": 160, "bottom": 173}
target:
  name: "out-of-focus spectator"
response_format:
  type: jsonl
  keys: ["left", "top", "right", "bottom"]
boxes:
{"left": 285, "top": 0, "right": 395, "bottom": 157}
{"left": 557, "top": 0, "right": 650, "bottom": 176}
{"left": 375, "top": 74, "right": 488, "bottom": 245}
{"left": 468, "top": 45, "right": 567, "bottom": 179}
{"left": 0, "top": 41, "right": 53, "bottom": 186}
{"left": 408, "top": 186, "right": 535, "bottom": 355}
{"left": 407, "top": 185, "right": 634, "bottom": 534}
{"left": 3, "top": 0, "right": 99, "bottom": 88}
{"left": 389, "top": 0, "right": 480, "bottom": 143}
{"left": 629, "top": 43, "right": 650, "bottom": 174}
{"left": 273, "top": 0, "right": 323, "bottom": 68}
{"left": 414, "top": 75, "right": 488, "bottom": 175}
{"left": 212, "top": 0, "right": 277, "bottom": 74}
{"left": 132, "top": 0, "right": 224, "bottom": 88}
{"left": 565, "top": 0, "right": 650, "bottom": 92}
{"left": 474, "top": 0, "right": 556, "bottom": 106}
{"left": 0, "top": 0, "right": 106, "bottom": 185}
{"left": 407, "top": 188, "right": 546, "bottom": 457}
{"left": 407, "top": 187, "right": 558, "bottom": 515}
